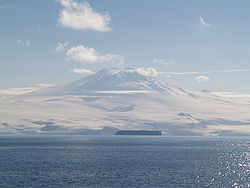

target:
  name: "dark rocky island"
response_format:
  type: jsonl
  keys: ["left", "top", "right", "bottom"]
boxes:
{"left": 115, "top": 130, "right": 162, "bottom": 136}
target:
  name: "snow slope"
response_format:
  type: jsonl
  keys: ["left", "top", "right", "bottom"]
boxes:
{"left": 1, "top": 68, "right": 250, "bottom": 136}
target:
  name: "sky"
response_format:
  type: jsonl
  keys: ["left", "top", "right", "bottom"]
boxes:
{"left": 1, "top": 0, "right": 250, "bottom": 93}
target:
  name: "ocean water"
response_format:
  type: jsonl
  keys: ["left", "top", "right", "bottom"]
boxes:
{"left": 0, "top": 136, "right": 249, "bottom": 188}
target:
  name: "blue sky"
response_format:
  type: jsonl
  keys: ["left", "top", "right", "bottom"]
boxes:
{"left": 1, "top": 0, "right": 250, "bottom": 93}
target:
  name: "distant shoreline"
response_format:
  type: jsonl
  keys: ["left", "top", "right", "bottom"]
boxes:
{"left": 115, "top": 130, "right": 162, "bottom": 136}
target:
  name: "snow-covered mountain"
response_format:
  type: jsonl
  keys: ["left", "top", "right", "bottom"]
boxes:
{"left": 1, "top": 68, "right": 250, "bottom": 136}
{"left": 30, "top": 68, "right": 184, "bottom": 96}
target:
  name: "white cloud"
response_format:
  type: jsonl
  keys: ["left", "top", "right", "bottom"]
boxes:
{"left": 213, "top": 69, "right": 249, "bottom": 73}
{"left": 17, "top": 39, "right": 31, "bottom": 46}
{"left": 35, "top": 83, "right": 55, "bottom": 87}
{"left": 72, "top": 68, "right": 94, "bottom": 74}
{"left": 159, "top": 69, "right": 250, "bottom": 76}
{"left": 0, "top": 84, "right": 54, "bottom": 96}
{"left": 58, "top": 0, "right": 111, "bottom": 32}
{"left": 55, "top": 42, "right": 69, "bottom": 52}
{"left": 0, "top": 87, "right": 37, "bottom": 95}
{"left": 199, "top": 16, "right": 211, "bottom": 27}
{"left": 195, "top": 75, "right": 210, "bottom": 83}
{"left": 153, "top": 58, "right": 175, "bottom": 66}
{"left": 136, "top": 68, "right": 158, "bottom": 76}
{"left": 66, "top": 45, "right": 124, "bottom": 65}
{"left": 96, "top": 90, "right": 151, "bottom": 94}
{"left": 212, "top": 92, "right": 250, "bottom": 99}
{"left": 159, "top": 71, "right": 205, "bottom": 75}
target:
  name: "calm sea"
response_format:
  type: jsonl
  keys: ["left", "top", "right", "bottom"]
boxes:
{"left": 0, "top": 136, "right": 249, "bottom": 187}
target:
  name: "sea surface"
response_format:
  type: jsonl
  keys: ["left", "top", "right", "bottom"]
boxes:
{"left": 0, "top": 136, "right": 249, "bottom": 187}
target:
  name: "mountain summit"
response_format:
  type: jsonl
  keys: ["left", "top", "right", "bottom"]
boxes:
{"left": 33, "top": 68, "right": 179, "bottom": 96}
{"left": 68, "top": 68, "right": 172, "bottom": 94}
